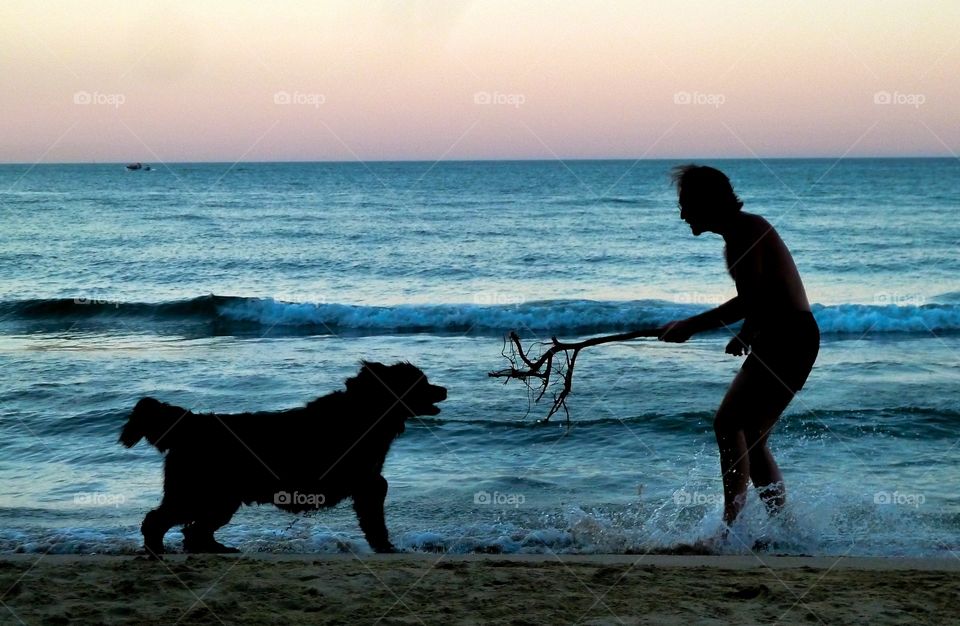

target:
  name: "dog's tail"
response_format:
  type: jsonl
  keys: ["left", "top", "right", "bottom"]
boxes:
{"left": 119, "top": 397, "right": 190, "bottom": 451}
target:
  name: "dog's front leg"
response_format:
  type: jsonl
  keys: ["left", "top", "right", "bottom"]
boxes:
{"left": 353, "top": 474, "right": 395, "bottom": 553}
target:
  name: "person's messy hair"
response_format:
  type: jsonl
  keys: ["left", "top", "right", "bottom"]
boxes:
{"left": 671, "top": 164, "right": 743, "bottom": 213}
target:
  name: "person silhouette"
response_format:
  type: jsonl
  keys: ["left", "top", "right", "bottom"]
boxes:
{"left": 658, "top": 165, "right": 819, "bottom": 531}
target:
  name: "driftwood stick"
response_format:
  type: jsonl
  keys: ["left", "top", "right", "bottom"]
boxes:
{"left": 489, "top": 327, "right": 663, "bottom": 421}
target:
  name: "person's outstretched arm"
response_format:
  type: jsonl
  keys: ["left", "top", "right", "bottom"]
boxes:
{"left": 659, "top": 296, "right": 746, "bottom": 342}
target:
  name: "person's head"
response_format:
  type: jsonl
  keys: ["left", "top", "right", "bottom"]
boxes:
{"left": 670, "top": 164, "right": 742, "bottom": 236}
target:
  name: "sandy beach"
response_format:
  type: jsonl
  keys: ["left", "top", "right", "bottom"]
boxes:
{"left": 1, "top": 553, "right": 957, "bottom": 625}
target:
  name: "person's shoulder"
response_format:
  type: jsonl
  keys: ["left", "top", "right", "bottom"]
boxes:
{"left": 739, "top": 212, "right": 777, "bottom": 239}
{"left": 740, "top": 211, "right": 771, "bottom": 229}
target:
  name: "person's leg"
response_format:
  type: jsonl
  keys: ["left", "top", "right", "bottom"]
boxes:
{"left": 721, "top": 318, "right": 818, "bottom": 525}
{"left": 714, "top": 422, "right": 749, "bottom": 526}
{"left": 714, "top": 370, "right": 753, "bottom": 526}
{"left": 745, "top": 432, "right": 786, "bottom": 514}
{"left": 739, "top": 364, "right": 797, "bottom": 516}
{"left": 714, "top": 361, "right": 798, "bottom": 525}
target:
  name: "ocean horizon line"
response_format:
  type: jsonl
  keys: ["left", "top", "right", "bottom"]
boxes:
{"left": 0, "top": 155, "right": 954, "bottom": 167}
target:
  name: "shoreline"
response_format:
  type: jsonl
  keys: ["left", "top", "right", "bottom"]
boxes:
{"left": 3, "top": 552, "right": 960, "bottom": 570}
{"left": 2, "top": 554, "right": 956, "bottom": 624}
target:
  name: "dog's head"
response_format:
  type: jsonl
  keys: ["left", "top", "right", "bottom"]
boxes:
{"left": 345, "top": 361, "right": 447, "bottom": 421}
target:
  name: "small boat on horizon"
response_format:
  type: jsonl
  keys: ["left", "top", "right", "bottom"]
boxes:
{"left": 125, "top": 163, "right": 151, "bottom": 171}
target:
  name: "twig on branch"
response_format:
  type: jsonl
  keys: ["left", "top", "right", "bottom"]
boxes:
{"left": 488, "top": 327, "right": 663, "bottom": 422}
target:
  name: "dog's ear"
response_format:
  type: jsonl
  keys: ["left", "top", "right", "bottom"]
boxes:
{"left": 345, "top": 361, "right": 388, "bottom": 393}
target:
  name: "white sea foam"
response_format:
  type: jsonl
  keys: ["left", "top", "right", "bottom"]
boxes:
{"left": 216, "top": 297, "right": 960, "bottom": 335}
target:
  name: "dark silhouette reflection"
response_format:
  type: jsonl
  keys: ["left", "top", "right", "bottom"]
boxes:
{"left": 119, "top": 361, "right": 446, "bottom": 556}
{"left": 658, "top": 165, "right": 819, "bottom": 531}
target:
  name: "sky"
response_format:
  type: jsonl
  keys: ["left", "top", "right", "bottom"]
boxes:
{"left": 1, "top": 0, "right": 958, "bottom": 163}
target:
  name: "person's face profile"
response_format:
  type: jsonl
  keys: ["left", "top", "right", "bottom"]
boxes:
{"left": 677, "top": 191, "right": 710, "bottom": 235}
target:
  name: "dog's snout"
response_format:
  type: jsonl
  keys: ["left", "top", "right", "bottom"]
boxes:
{"left": 431, "top": 385, "right": 447, "bottom": 402}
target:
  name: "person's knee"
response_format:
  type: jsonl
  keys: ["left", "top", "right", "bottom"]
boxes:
{"left": 713, "top": 411, "right": 740, "bottom": 438}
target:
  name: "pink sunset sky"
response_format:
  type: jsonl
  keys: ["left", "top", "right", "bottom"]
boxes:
{"left": 1, "top": 0, "right": 957, "bottom": 163}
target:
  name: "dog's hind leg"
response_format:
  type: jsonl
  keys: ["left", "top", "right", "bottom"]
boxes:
{"left": 182, "top": 500, "right": 241, "bottom": 554}
{"left": 141, "top": 504, "right": 179, "bottom": 558}
{"left": 353, "top": 475, "right": 395, "bottom": 553}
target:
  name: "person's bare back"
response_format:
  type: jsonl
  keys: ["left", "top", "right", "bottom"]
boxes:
{"left": 723, "top": 212, "right": 811, "bottom": 324}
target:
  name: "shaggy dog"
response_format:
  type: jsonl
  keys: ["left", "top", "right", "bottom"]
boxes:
{"left": 119, "top": 361, "right": 446, "bottom": 555}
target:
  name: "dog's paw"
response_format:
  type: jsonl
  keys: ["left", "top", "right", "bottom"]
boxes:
{"left": 182, "top": 535, "right": 241, "bottom": 554}
{"left": 140, "top": 548, "right": 165, "bottom": 561}
{"left": 183, "top": 543, "right": 240, "bottom": 554}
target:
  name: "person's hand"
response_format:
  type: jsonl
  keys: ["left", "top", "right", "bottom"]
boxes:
{"left": 658, "top": 319, "right": 695, "bottom": 343}
{"left": 725, "top": 334, "right": 749, "bottom": 356}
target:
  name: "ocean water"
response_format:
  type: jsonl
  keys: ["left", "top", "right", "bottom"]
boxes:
{"left": 1, "top": 158, "right": 958, "bottom": 557}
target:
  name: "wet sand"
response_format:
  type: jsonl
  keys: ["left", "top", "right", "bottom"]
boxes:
{"left": 1, "top": 553, "right": 957, "bottom": 624}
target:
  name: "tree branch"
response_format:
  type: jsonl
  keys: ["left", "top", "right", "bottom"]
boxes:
{"left": 488, "top": 327, "right": 662, "bottom": 422}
